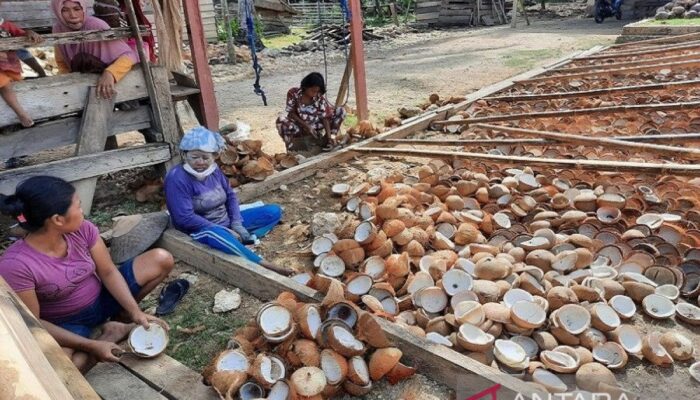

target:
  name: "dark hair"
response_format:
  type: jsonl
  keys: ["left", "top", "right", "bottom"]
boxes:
{"left": 0, "top": 176, "right": 76, "bottom": 232}
{"left": 300, "top": 72, "right": 326, "bottom": 95}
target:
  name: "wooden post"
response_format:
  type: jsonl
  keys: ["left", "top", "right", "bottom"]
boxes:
{"left": 221, "top": 0, "right": 237, "bottom": 64}
{"left": 349, "top": 0, "right": 369, "bottom": 121}
{"left": 182, "top": 0, "right": 220, "bottom": 130}
{"left": 389, "top": 2, "right": 400, "bottom": 26}
{"left": 73, "top": 89, "right": 115, "bottom": 215}
{"left": 335, "top": 47, "right": 354, "bottom": 107}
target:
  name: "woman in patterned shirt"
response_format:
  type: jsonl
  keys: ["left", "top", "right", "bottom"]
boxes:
{"left": 276, "top": 72, "right": 346, "bottom": 152}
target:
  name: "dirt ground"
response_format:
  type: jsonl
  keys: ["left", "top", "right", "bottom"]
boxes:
{"left": 213, "top": 13, "right": 627, "bottom": 155}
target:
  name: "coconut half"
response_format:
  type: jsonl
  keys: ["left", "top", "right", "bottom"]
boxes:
{"left": 655, "top": 284, "right": 680, "bottom": 301}
{"left": 454, "top": 301, "right": 486, "bottom": 325}
{"left": 675, "top": 302, "right": 700, "bottom": 326}
{"left": 441, "top": 268, "right": 474, "bottom": 296}
{"left": 642, "top": 333, "right": 674, "bottom": 367}
{"left": 592, "top": 342, "right": 628, "bottom": 369}
{"left": 346, "top": 274, "right": 373, "bottom": 298}
{"left": 609, "top": 325, "right": 643, "bottom": 354}
{"left": 494, "top": 339, "right": 529, "bottom": 370}
{"left": 642, "top": 294, "right": 675, "bottom": 319}
{"left": 251, "top": 353, "right": 287, "bottom": 388}
{"left": 257, "top": 303, "right": 293, "bottom": 340}
{"left": 127, "top": 323, "right": 168, "bottom": 358}
{"left": 238, "top": 382, "right": 264, "bottom": 400}
{"left": 590, "top": 303, "right": 621, "bottom": 332}
{"left": 361, "top": 256, "right": 386, "bottom": 280}
{"left": 689, "top": 361, "right": 700, "bottom": 383}
{"left": 659, "top": 331, "right": 694, "bottom": 361}
{"left": 312, "top": 237, "right": 334, "bottom": 256}
{"left": 457, "top": 323, "right": 495, "bottom": 352}
{"left": 540, "top": 350, "right": 579, "bottom": 374}
{"left": 426, "top": 332, "right": 453, "bottom": 347}
{"left": 609, "top": 295, "right": 636, "bottom": 319}
{"left": 319, "top": 255, "right": 346, "bottom": 278}
{"left": 290, "top": 367, "right": 326, "bottom": 397}
{"left": 503, "top": 289, "right": 534, "bottom": 309}
{"left": 532, "top": 368, "right": 568, "bottom": 393}
{"left": 267, "top": 380, "right": 290, "bottom": 400}
{"left": 369, "top": 347, "right": 402, "bottom": 381}
{"left": 554, "top": 304, "right": 591, "bottom": 335}
{"left": 510, "top": 300, "right": 546, "bottom": 329}
{"left": 511, "top": 335, "right": 539, "bottom": 359}
{"left": 347, "top": 356, "right": 371, "bottom": 386}
{"left": 327, "top": 324, "right": 365, "bottom": 357}
{"left": 320, "top": 349, "right": 348, "bottom": 386}
{"left": 416, "top": 286, "right": 449, "bottom": 314}
{"left": 326, "top": 302, "right": 358, "bottom": 329}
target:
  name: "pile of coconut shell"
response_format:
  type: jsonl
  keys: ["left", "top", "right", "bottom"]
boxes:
{"left": 294, "top": 158, "right": 700, "bottom": 395}
{"left": 202, "top": 291, "right": 416, "bottom": 399}
{"left": 217, "top": 139, "right": 302, "bottom": 186}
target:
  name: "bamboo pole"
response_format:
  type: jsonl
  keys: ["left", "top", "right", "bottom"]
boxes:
{"left": 377, "top": 133, "right": 700, "bottom": 146}
{"left": 432, "top": 100, "right": 700, "bottom": 126}
{"left": 354, "top": 147, "right": 700, "bottom": 175}
{"left": 516, "top": 58, "right": 700, "bottom": 84}
{"left": 608, "top": 32, "right": 700, "bottom": 50}
{"left": 474, "top": 123, "right": 700, "bottom": 159}
{"left": 574, "top": 40, "right": 700, "bottom": 61}
{"left": 555, "top": 52, "right": 700, "bottom": 74}
{"left": 483, "top": 79, "right": 700, "bottom": 102}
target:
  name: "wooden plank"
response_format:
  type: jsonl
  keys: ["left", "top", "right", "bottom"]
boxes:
{"left": 0, "top": 106, "right": 152, "bottom": 160}
{"left": 474, "top": 123, "right": 700, "bottom": 159}
{"left": 518, "top": 58, "right": 700, "bottom": 84}
{"left": 355, "top": 147, "right": 700, "bottom": 175}
{"left": 151, "top": 66, "right": 182, "bottom": 170}
{"left": 609, "top": 31, "right": 700, "bottom": 50}
{"left": 157, "top": 230, "right": 546, "bottom": 400}
{"left": 416, "top": 11, "right": 441, "bottom": 20}
{"left": 433, "top": 100, "right": 700, "bottom": 126}
{"left": 0, "top": 70, "right": 149, "bottom": 127}
{"left": 576, "top": 40, "right": 700, "bottom": 60}
{"left": 0, "top": 278, "right": 100, "bottom": 400}
{"left": 482, "top": 79, "right": 700, "bottom": 102}
{"left": 416, "top": 1, "right": 442, "bottom": 6}
{"left": 85, "top": 363, "right": 167, "bottom": 400}
{"left": 0, "top": 27, "right": 148, "bottom": 52}
{"left": 236, "top": 110, "right": 447, "bottom": 203}
{"left": 378, "top": 132, "right": 700, "bottom": 146}
{"left": 556, "top": 51, "right": 700, "bottom": 74}
{"left": 0, "top": 277, "right": 76, "bottom": 399}
{"left": 0, "top": 144, "right": 171, "bottom": 195}
{"left": 0, "top": 1, "right": 94, "bottom": 29}
{"left": 119, "top": 354, "right": 218, "bottom": 400}
{"left": 72, "top": 89, "right": 115, "bottom": 216}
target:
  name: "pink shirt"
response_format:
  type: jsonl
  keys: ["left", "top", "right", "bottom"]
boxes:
{"left": 0, "top": 221, "right": 102, "bottom": 321}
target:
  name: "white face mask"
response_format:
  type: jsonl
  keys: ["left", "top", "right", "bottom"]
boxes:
{"left": 183, "top": 163, "right": 218, "bottom": 180}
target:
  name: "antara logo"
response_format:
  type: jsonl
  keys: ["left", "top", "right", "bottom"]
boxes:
{"left": 462, "top": 384, "right": 631, "bottom": 400}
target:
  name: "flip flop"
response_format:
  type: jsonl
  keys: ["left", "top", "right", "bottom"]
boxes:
{"left": 155, "top": 279, "right": 190, "bottom": 316}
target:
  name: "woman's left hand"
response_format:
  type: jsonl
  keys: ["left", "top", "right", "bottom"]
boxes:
{"left": 26, "top": 30, "right": 43, "bottom": 44}
{"left": 130, "top": 310, "right": 170, "bottom": 331}
{"left": 97, "top": 71, "right": 117, "bottom": 100}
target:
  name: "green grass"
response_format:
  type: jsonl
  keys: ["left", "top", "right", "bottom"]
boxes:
{"left": 262, "top": 28, "right": 307, "bottom": 50}
{"left": 343, "top": 113, "right": 358, "bottom": 128}
{"left": 90, "top": 199, "right": 160, "bottom": 231}
{"left": 501, "top": 48, "right": 564, "bottom": 69}
{"left": 641, "top": 18, "right": 700, "bottom": 26}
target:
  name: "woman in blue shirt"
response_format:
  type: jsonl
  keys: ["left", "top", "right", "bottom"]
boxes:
{"left": 164, "top": 127, "right": 290, "bottom": 275}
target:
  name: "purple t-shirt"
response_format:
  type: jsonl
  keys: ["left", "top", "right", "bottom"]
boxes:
{"left": 0, "top": 220, "right": 102, "bottom": 321}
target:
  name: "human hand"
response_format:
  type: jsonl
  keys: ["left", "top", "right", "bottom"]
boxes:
{"left": 89, "top": 340, "right": 122, "bottom": 362}
{"left": 26, "top": 30, "right": 43, "bottom": 44}
{"left": 301, "top": 123, "right": 314, "bottom": 135}
{"left": 97, "top": 71, "right": 117, "bottom": 99}
{"left": 231, "top": 222, "right": 253, "bottom": 244}
{"left": 130, "top": 310, "right": 170, "bottom": 331}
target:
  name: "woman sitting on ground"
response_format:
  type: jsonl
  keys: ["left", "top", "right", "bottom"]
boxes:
{"left": 52, "top": 0, "right": 139, "bottom": 99}
{"left": 164, "top": 127, "right": 290, "bottom": 276}
{"left": 276, "top": 72, "right": 346, "bottom": 152}
{"left": 0, "top": 176, "right": 173, "bottom": 372}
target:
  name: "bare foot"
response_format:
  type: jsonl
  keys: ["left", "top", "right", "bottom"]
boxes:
{"left": 18, "top": 114, "right": 34, "bottom": 128}
{"left": 98, "top": 321, "right": 135, "bottom": 343}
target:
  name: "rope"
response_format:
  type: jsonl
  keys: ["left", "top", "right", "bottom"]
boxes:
{"left": 242, "top": 0, "right": 267, "bottom": 106}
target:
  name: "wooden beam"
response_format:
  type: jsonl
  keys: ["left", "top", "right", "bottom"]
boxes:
{"left": 554, "top": 52, "right": 700, "bottom": 74}
{"left": 0, "top": 144, "right": 171, "bottom": 194}
{"left": 151, "top": 66, "right": 182, "bottom": 170}
{"left": 354, "top": 147, "right": 700, "bottom": 175}
{"left": 236, "top": 110, "right": 447, "bottom": 203}
{"left": 0, "top": 27, "right": 148, "bottom": 52}
{"left": 157, "top": 230, "right": 546, "bottom": 400}
{"left": 85, "top": 363, "right": 167, "bottom": 400}
{"left": 182, "top": 0, "right": 220, "bottom": 130}
{"left": 608, "top": 32, "right": 700, "bottom": 50}
{"left": 474, "top": 124, "right": 700, "bottom": 159}
{"left": 0, "top": 277, "right": 76, "bottom": 399}
{"left": 516, "top": 59, "right": 700, "bottom": 84}
{"left": 119, "top": 354, "right": 218, "bottom": 400}
{"left": 482, "top": 79, "right": 700, "bottom": 102}
{"left": 378, "top": 133, "right": 700, "bottom": 146}
{"left": 0, "top": 70, "right": 148, "bottom": 127}
{"left": 575, "top": 40, "right": 700, "bottom": 60}
{"left": 350, "top": 0, "right": 369, "bottom": 120}
{"left": 432, "top": 100, "right": 700, "bottom": 126}
{"left": 0, "top": 278, "right": 100, "bottom": 400}
{"left": 0, "top": 107, "right": 151, "bottom": 160}
{"left": 73, "top": 89, "right": 115, "bottom": 216}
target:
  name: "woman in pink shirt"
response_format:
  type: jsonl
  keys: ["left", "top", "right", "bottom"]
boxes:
{"left": 0, "top": 176, "right": 174, "bottom": 372}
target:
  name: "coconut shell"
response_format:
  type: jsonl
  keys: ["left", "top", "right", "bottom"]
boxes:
{"left": 355, "top": 312, "right": 392, "bottom": 348}
{"left": 343, "top": 380, "right": 373, "bottom": 396}
{"left": 290, "top": 367, "right": 326, "bottom": 397}
{"left": 369, "top": 347, "right": 402, "bottom": 381}
{"left": 209, "top": 371, "right": 247, "bottom": 399}
{"left": 250, "top": 353, "right": 286, "bottom": 389}
{"left": 546, "top": 286, "right": 579, "bottom": 310}
{"left": 286, "top": 339, "right": 321, "bottom": 368}
{"left": 385, "top": 362, "right": 416, "bottom": 385}
{"left": 575, "top": 362, "right": 617, "bottom": 392}
{"left": 642, "top": 333, "right": 674, "bottom": 367}
{"left": 326, "top": 324, "right": 366, "bottom": 358}
{"left": 386, "top": 253, "right": 411, "bottom": 277}
{"left": 659, "top": 332, "right": 694, "bottom": 361}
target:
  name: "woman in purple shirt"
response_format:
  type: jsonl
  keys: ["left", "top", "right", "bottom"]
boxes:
{"left": 0, "top": 176, "right": 173, "bottom": 372}
{"left": 164, "top": 127, "right": 289, "bottom": 276}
